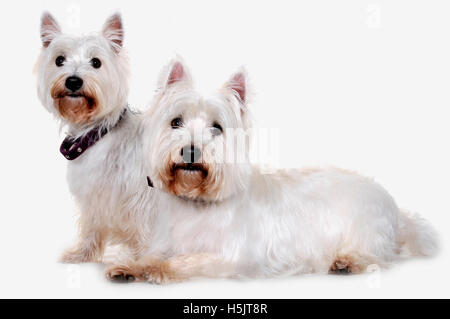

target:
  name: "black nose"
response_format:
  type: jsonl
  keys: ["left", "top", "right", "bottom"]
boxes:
{"left": 181, "top": 144, "right": 202, "bottom": 163}
{"left": 65, "top": 76, "right": 83, "bottom": 92}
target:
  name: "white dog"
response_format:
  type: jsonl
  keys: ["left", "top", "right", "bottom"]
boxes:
{"left": 36, "top": 12, "right": 153, "bottom": 263}
{"left": 106, "top": 60, "right": 439, "bottom": 283}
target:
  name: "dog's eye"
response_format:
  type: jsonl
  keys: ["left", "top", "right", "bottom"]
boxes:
{"left": 91, "top": 58, "right": 102, "bottom": 69}
{"left": 211, "top": 122, "right": 223, "bottom": 136}
{"left": 55, "top": 56, "right": 65, "bottom": 67}
{"left": 171, "top": 117, "right": 183, "bottom": 128}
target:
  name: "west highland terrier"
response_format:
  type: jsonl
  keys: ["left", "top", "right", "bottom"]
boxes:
{"left": 106, "top": 60, "right": 439, "bottom": 283}
{"left": 36, "top": 12, "right": 153, "bottom": 263}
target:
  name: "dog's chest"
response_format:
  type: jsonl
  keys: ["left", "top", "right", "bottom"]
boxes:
{"left": 65, "top": 135, "right": 125, "bottom": 209}
{"left": 160, "top": 201, "right": 245, "bottom": 257}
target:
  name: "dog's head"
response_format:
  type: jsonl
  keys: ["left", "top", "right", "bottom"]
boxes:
{"left": 36, "top": 12, "right": 129, "bottom": 129}
{"left": 143, "top": 59, "right": 252, "bottom": 202}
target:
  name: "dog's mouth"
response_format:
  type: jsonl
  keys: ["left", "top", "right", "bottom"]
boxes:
{"left": 166, "top": 162, "right": 209, "bottom": 198}
{"left": 67, "top": 93, "right": 83, "bottom": 98}
{"left": 51, "top": 89, "right": 98, "bottom": 124}
{"left": 56, "top": 92, "right": 96, "bottom": 108}
{"left": 172, "top": 163, "right": 208, "bottom": 176}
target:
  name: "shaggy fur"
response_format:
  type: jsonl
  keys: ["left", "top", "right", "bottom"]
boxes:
{"left": 36, "top": 12, "right": 154, "bottom": 262}
{"left": 106, "top": 60, "right": 439, "bottom": 283}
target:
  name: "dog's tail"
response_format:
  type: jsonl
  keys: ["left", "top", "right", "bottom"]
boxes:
{"left": 397, "top": 210, "right": 440, "bottom": 258}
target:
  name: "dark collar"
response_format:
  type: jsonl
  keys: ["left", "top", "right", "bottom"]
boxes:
{"left": 60, "top": 108, "right": 127, "bottom": 161}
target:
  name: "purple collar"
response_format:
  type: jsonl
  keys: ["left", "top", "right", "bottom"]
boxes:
{"left": 60, "top": 109, "right": 127, "bottom": 161}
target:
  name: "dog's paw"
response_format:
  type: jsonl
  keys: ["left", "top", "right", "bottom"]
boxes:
{"left": 144, "top": 266, "right": 171, "bottom": 285}
{"left": 329, "top": 255, "right": 367, "bottom": 275}
{"left": 105, "top": 265, "right": 137, "bottom": 283}
{"left": 143, "top": 260, "right": 183, "bottom": 285}
{"left": 105, "top": 259, "right": 184, "bottom": 284}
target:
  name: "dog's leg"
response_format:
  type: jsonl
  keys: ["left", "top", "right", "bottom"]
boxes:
{"left": 123, "top": 236, "right": 147, "bottom": 261}
{"left": 106, "top": 254, "right": 235, "bottom": 284}
{"left": 60, "top": 226, "right": 106, "bottom": 263}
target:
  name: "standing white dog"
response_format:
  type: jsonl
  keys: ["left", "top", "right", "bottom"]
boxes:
{"left": 106, "top": 60, "right": 439, "bottom": 283}
{"left": 36, "top": 12, "right": 152, "bottom": 263}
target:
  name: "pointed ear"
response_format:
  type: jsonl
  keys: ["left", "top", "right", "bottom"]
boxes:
{"left": 167, "top": 62, "right": 185, "bottom": 85}
{"left": 225, "top": 69, "right": 247, "bottom": 104}
{"left": 102, "top": 13, "right": 123, "bottom": 53}
{"left": 158, "top": 60, "right": 193, "bottom": 90}
{"left": 40, "top": 12, "right": 61, "bottom": 48}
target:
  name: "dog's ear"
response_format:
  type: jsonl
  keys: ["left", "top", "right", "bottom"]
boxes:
{"left": 102, "top": 13, "right": 123, "bottom": 53}
{"left": 225, "top": 69, "right": 252, "bottom": 127}
{"left": 159, "top": 59, "right": 193, "bottom": 90}
{"left": 40, "top": 12, "right": 61, "bottom": 48}
{"left": 167, "top": 61, "right": 186, "bottom": 85}
{"left": 225, "top": 68, "right": 247, "bottom": 105}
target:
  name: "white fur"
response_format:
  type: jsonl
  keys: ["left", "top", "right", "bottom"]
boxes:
{"left": 106, "top": 60, "right": 439, "bottom": 282}
{"left": 36, "top": 12, "right": 154, "bottom": 262}
{"left": 37, "top": 12, "right": 129, "bottom": 138}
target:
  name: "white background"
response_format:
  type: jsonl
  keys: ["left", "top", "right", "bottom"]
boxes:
{"left": 0, "top": 0, "right": 449, "bottom": 298}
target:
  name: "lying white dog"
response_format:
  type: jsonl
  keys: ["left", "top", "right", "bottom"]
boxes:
{"left": 106, "top": 60, "right": 439, "bottom": 283}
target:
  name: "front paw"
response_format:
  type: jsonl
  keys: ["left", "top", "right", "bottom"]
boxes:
{"left": 105, "top": 265, "right": 137, "bottom": 283}
{"left": 105, "top": 260, "right": 181, "bottom": 284}
{"left": 144, "top": 262, "right": 178, "bottom": 285}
